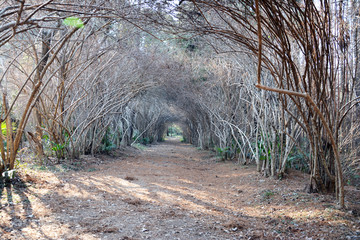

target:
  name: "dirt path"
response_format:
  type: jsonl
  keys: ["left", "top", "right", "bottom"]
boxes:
{"left": 1, "top": 138, "right": 360, "bottom": 239}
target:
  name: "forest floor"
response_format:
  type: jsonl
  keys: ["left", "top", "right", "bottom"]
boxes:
{"left": 1, "top": 137, "right": 360, "bottom": 240}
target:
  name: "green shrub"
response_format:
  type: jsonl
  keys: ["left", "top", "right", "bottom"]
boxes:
{"left": 100, "top": 128, "right": 117, "bottom": 153}
{"left": 286, "top": 147, "right": 309, "bottom": 172}
{"left": 215, "top": 146, "right": 231, "bottom": 160}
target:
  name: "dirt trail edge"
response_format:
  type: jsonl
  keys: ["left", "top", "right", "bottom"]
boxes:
{"left": 1, "top": 138, "right": 359, "bottom": 240}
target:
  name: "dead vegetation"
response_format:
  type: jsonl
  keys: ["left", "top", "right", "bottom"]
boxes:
{"left": 1, "top": 139, "right": 359, "bottom": 239}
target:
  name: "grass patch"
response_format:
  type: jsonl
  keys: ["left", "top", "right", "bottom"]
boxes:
{"left": 29, "top": 163, "right": 81, "bottom": 173}
{"left": 132, "top": 143, "right": 147, "bottom": 151}
{"left": 262, "top": 190, "right": 276, "bottom": 200}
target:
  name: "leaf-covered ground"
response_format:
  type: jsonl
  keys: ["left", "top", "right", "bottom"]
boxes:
{"left": 1, "top": 138, "right": 360, "bottom": 239}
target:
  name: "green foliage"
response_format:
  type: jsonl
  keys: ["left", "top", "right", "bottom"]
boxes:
{"left": 177, "top": 38, "right": 198, "bottom": 52}
{"left": 141, "top": 137, "right": 150, "bottom": 145}
{"left": 132, "top": 133, "right": 154, "bottom": 145}
{"left": 132, "top": 134, "right": 138, "bottom": 142}
{"left": 14, "top": 158, "right": 27, "bottom": 170}
{"left": 167, "top": 125, "right": 182, "bottom": 136}
{"left": 180, "top": 136, "right": 187, "bottom": 142}
{"left": 101, "top": 128, "right": 117, "bottom": 153}
{"left": 257, "top": 139, "right": 271, "bottom": 161}
{"left": 42, "top": 134, "right": 49, "bottom": 141}
{"left": 1, "top": 121, "right": 17, "bottom": 136}
{"left": 286, "top": 147, "right": 309, "bottom": 172}
{"left": 63, "top": 17, "right": 84, "bottom": 28}
{"left": 250, "top": 137, "right": 272, "bottom": 162}
{"left": 0, "top": 121, "right": 17, "bottom": 152}
{"left": 262, "top": 190, "right": 275, "bottom": 200}
{"left": 51, "top": 142, "right": 66, "bottom": 158}
{"left": 215, "top": 146, "right": 231, "bottom": 160}
{"left": 139, "top": 136, "right": 154, "bottom": 145}
{"left": 132, "top": 143, "right": 147, "bottom": 151}
{"left": 1, "top": 122, "right": 6, "bottom": 136}
{"left": 29, "top": 163, "right": 80, "bottom": 172}
{"left": 42, "top": 133, "right": 69, "bottom": 159}
{"left": 215, "top": 147, "right": 223, "bottom": 155}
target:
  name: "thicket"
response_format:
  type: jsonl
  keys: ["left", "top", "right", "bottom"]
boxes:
{"left": 0, "top": 0, "right": 359, "bottom": 208}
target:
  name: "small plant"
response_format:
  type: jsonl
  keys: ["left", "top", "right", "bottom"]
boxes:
{"left": 140, "top": 137, "right": 150, "bottom": 145}
{"left": 43, "top": 134, "right": 69, "bottom": 160}
{"left": 101, "top": 128, "right": 117, "bottom": 153}
{"left": 215, "top": 146, "right": 231, "bottom": 160}
{"left": 256, "top": 139, "right": 271, "bottom": 161}
{"left": 38, "top": 166, "right": 47, "bottom": 171}
{"left": 132, "top": 143, "right": 147, "bottom": 151}
{"left": 14, "top": 158, "right": 28, "bottom": 170}
{"left": 51, "top": 142, "right": 67, "bottom": 159}
{"left": 263, "top": 190, "right": 275, "bottom": 200}
{"left": 286, "top": 147, "right": 310, "bottom": 172}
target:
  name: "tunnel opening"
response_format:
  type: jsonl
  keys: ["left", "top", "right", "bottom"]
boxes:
{"left": 165, "top": 123, "right": 184, "bottom": 141}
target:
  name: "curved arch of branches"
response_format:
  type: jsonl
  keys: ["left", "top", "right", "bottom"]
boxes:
{"left": 0, "top": 0, "right": 359, "bottom": 208}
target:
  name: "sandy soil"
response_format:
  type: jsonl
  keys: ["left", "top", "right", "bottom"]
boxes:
{"left": 1, "top": 138, "right": 360, "bottom": 239}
